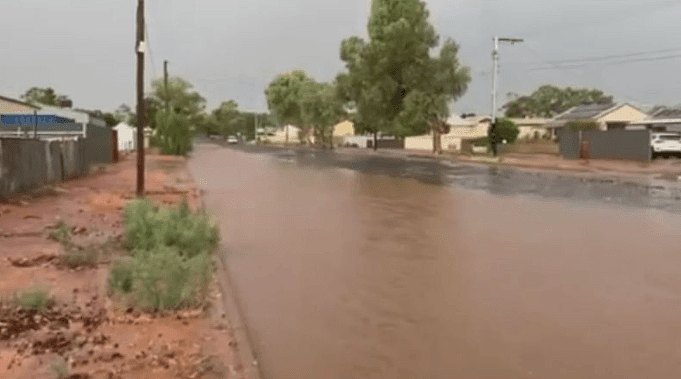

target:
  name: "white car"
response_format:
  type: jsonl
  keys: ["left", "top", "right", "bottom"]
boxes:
{"left": 226, "top": 136, "right": 239, "bottom": 145}
{"left": 651, "top": 133, "right": 681, "bottom": 157}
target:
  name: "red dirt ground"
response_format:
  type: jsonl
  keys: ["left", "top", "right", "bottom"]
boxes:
{"left": 0, "top": 152, "right": 244, "bottom": 379}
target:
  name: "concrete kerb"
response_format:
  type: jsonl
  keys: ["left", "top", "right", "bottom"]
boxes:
{"left": 185, "top": 154, "right": 265, "bottom": 379}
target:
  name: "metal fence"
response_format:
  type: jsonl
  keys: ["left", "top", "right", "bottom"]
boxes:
{"left": 558, "top": 129, "right": 651, "bottom": 162}
{"left": 0, "top": 125, "right": 115, "bottom": 199}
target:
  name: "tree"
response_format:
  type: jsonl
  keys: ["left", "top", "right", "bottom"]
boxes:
{"left": 21, "top": 87, "right": 71, "bottom": 107}
{"left": 150, "top": 77, "right": 206, "bottom": 129}
{"left": 265, "top": 71, "right": 314, "bottom": 144}
{"left": 337, "top": 0, "right": 470, "bottom": 152}
{"left": 488, "top": 118, "right": 519, "bottom": 145}
{"left": 155, "top": 109, "right": 191, "bottom": 155}
{"left": 103, "top": 113, "right": 117, "bottom": 127}
{"left": 212, "top": 100, "right": 244, "bottom": 137}
{"left": 114, "top": 104, "right": 134, "bottom": 123}
{"left": 503, "top": 85, "right": 614, "bottom": 118}
{"left": 300, "top": 81, "right": 346, "bottom": 148}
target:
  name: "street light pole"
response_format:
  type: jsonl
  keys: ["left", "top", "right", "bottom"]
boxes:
{"left": 136, "top": 0, "right": 146, "bottom": 197}
{"left": 490, "top": 36, "right": 523, "bottom": 156}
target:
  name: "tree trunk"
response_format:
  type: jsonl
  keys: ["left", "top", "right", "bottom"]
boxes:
{"left": 328, "top": 128, "right": 334, "bottom": 150}
{"left": 373, "top": 132, "right": 378, "bottom": 151}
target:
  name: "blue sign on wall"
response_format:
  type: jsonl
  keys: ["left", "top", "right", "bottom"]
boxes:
{"left": 0, "top": 115, "right": 73, "bottom": 125}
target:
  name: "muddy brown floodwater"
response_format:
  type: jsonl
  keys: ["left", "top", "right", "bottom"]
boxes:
{"left": 189, "top": 143, "right": 681, "bottom": 379}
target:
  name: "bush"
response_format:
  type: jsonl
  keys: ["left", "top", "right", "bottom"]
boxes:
{"left": 112, "top": 199, "right": 219, "bottom": 311}
{"left": 489, "top": 118, "right": 520, "bottom": 144}
{"left": 109, "top": 259, "right": 134, "bottom": 294}
{"left": 566, "top": 120, "right": 599, "bottom": 131}
{"left": 124, "top": 199, "right": 219, "bottom": 259}
{"left": 15, "top": 286, "right": 53, "bottom": 312}
{"left": 155, "top": 110, "right": 192, "bottom": 156}
{"left": 49, "top": 220, "right": 70, "bottom": 244}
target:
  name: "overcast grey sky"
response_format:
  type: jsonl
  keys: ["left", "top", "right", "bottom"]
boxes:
{"left": 2, "top": 0, "right": 680, "bottom": 116}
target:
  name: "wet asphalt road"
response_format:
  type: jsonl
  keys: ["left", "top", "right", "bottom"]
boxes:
{"left": 223, "top": 143, "right": 681, "bottom": 214}
{"left": 189, "top": 141, "right": 681, "bottom": 379}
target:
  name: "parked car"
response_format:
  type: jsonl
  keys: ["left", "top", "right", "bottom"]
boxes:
{"left": 651, "top": 133, "right": 681, "bottom": 158}
{"left": 227, "top": 135, "right": 238, "bottom": 145}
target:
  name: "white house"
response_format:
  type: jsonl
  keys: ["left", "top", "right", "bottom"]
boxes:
{"left": 114, "top": 122, "right": 136, "bottom": 151}
{"left": 404, "top": 114, "right": 491, "bottom": 151}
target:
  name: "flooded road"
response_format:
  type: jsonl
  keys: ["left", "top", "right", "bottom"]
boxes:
{"left": 189, "top": 142, "right": 681, "bottom": 379}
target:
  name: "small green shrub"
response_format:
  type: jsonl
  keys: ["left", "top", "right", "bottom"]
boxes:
{"left": 112, "top": 199, "right": 219, "bottom": 311}
{"left": 109, "top": 259, "right": 134, "bottom": 294}
{"left": 109, "top": 247, "right": 212, "bottom": 311}
{"left": 49, "top": 221, "right": 70, "bottom": 244}
{"left": 488, "top": 118, "right": 520, "bottom": 144}
{"left": 15, "top": 286, "right": 53, "bottom": 312}
{"left": 124, "top": 199, "right": 219, "bottom": 259}
{"left": 566, "top": 119, "right": 600, "bottom": 131}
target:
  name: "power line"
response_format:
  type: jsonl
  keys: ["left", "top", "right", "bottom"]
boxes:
{"left": 545, "top": 47, "right": 681, "bottom": 64}
{"left": 530, "top": 53, "right": 681, "bottom": 70}
{"left": 145, "top": 24, "right": 157, "bottom": 81}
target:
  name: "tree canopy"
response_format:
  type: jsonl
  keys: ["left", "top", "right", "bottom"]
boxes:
{"left": 300, "top": 80, "right": 346, "bottom": 148}
{"left": 150, "top": 77, "right": 206, "bottom": 128}
{"left": 21, "top": 87, "right": 72, "bottom": 107}
{"left": 265, "top": 71, "right": 312, "bottom": 127}
{"left": 503, "top": 85, "right": 614, "bottom": 118}
{"left": 488, "top": 118, "right": 519, "bottom": 144}
{"left": 336, "top": 0, "right": 470, "bottom": 151}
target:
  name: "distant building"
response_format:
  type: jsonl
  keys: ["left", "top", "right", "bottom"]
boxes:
{"left": 114, "top": 122, "right": 136, "bottom": 151}
{"left": 0, "top": 94, "right": 37, "bottom": 113}
{"left": 404, "top": 114, "right": 491, "bottom": 151}
{"left": 545, "top": 103, "right": 648, "bottom": 138}
{"left": 507, "top": 117, "right": 551, "bottom": 140}
{"left": 626, "top": 107, "right": 681, "bottom": 133}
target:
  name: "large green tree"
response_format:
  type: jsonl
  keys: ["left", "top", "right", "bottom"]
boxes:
{"left": 337, "top": 0, "right": 471, "bottom": 151}
{"left": 265, "top": 71, "right": 314, "bottom": 144}
{"left": 155, "top": 109, "right": 191, "bottom": 156}
{"left": 503, "top": 85, "right": 614, "bottom": 118}
{"left": 150, "top": 77, "right": 206, "bottom": 129}
{"left": 300, "top": 81, "right": 346, "bottom": 148}
{"left": 204, "top": 100, "right": 244, "bottom": 137}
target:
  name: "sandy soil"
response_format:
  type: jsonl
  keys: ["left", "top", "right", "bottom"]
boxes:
{"left": 0, "top": 151, "right": 245, "bottom": 379}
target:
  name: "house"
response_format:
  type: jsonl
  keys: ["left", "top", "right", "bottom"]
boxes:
{"left": 545, "top": 103, "right": 648, "bottom": 138}
{"left": 0, "top": 94, "right": 37, "bottom": 113}
{"left": 626, "top": 107, "right": 681, "bottom": 133}
{"left": 114, "top": 122, "right": 136, "bottom": 151}
{"left": 508, "top": 117, "right": 551, "bottom": 140}
{"left": 404, "top": 114, "right": 491, "bottom": 151}
{"left": 5, "top": 102, "right": 108, "bottom": 139}
{"left": 333, "top": 120, "right": 355, "bottom": 137}
{"left": 260, "top": 125, "right": 313, "bottom": 144}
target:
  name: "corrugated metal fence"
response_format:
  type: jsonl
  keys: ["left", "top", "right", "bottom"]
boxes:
{"left": 558, "top": 129, "right": 651, "bottom": 162}
{"left": 0, "top": 125, "right": 114, "bottom": 199}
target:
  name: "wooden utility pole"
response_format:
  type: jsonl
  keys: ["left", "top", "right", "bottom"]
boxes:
{"left": 164, "top": 60, "right": 169, "bottom": 112}
{"left": 136, "top": 0, "right": 145, "bottom": 196}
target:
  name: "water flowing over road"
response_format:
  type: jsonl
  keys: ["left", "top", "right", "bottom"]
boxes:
{"left": 189, "top": 142, "right": 681, "bottom": 379}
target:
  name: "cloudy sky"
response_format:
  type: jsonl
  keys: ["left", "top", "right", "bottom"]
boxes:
{"left": 2, "top": 0, "right": 680, "bottom": 116}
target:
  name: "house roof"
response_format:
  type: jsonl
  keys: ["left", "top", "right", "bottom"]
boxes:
{"left": 508, "top": 117, "right": 550, "bottom": 126}
{"left": 450, "top": 115, "right": 491, "bottom": 127}
{"left": 553, "top": 103, "right": 620, "bottom": 121}
{"left": 0, "top": 94, "right": 38, "bottom": 109}
{"left": 650, "top": 107, "right": 681, "bottom": 119}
